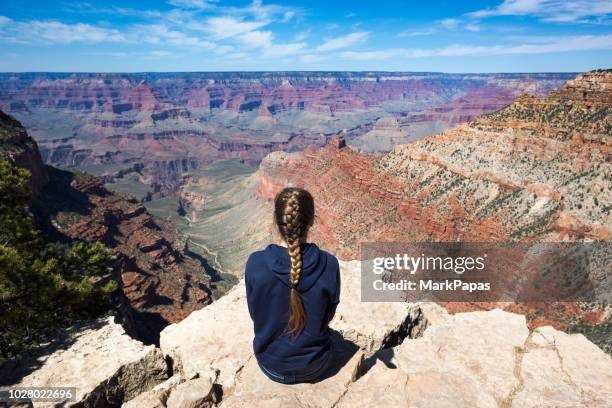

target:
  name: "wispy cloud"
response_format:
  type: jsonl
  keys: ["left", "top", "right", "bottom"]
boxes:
{"left": 439, "top": 18, "right": 481, "bottom": 32}
{"left": 294, "top": 30, "right": 310, "bottom": 41}
{"left": 397, "top": 28, "right": 436, "bottom": 38}
{"left": 0, "top": 17, "right": 126, "bottom": 44}
{"left": 239, "top": 30, "right": 273, "bottom": 47}
{"left": 236, "top": 28, "right": 305, "bottom": 57}
{"left": 262, "top": 42, "right": 306, "bottom": 57}
{"left": 223, "top": 0, "right": 302, "bottom": 23}
{"left": 201, "top": 16, "right": 269, "bottom": 40}
{"left": 88, "top": 50, "right": 174, "bottom": 58}
{"left": 167, "top": 0, "right": 218, "bottom": 9}
{"left": 468, "top": 0, "right": 612, "bottom": 22}
{"left": 315, "top": 31, "right": 369, "bottom": 52}
{"left": 339, "top": 34, "right": 612, "bottom": 59}
{"left": 300, "top": 53, "right": 326, "bottom": 63}
{"left": 137, "top": 24, "right": 220, "bottom": 49}
{"left": 440, "top": 18, "right": 460, "bottom": 29}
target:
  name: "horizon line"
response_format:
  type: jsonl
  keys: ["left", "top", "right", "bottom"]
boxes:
{"left": 0, "top": 70, "right": 588, "bottom": 75}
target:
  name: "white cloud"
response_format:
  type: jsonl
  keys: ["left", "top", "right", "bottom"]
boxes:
{"left": 140, "top": 24, "right": 218, "bottom": 49}
{"left": 203, "top": 16, "right": 269, "bottom": 39}
{"left": 239, "top": 30, "right": 273, "bottom": 47}
{"left": 396, "top": 28, "right": 436, "bottom": 37}
{"left": 241, "top": 0, "right": 300, "bottom": 22}
{"left": 339, "top": 34, "right": 612, "bottom": 60}
{"left": 339, "top": 49, "right": 405, "bottom": 60}
{"left": 262, "top": 42, "right": 306, "bottom": 57}
{"left": 294, "top": 30, "right": 309, "bottom": 41}
{"left": 151, "top": 50, "right": 173, "bottom": 56}
{"left": 315, "top": 31, "right": 369, "bottom": 52}
{"left": 0, "top": 19, "right": 127, "bottom": 44}
{"left": 233, "top": 27, "right": 305, "bottom": 58}
{"left": 300, "top": 54, "right": 326, "bottom": 63}
{"left": 209, "top": 0, "right": 300, "bottom": 24}
{"left": 439, "top": 18, "right": 479, "bottom": 32}
{"left": 89, "top": 51, "right": 130, "bottom": 57}
{"left": 0, "top": 16, "right": 11, "bottom": 25}
{"left": 167, "top": 0, "right": 217, "bottom": 9}
{"left": 440, "top": 18, "right": 460, "bottom": 29}
{"left": 281, "top": 11, "right": 295, "bottom": 23}
{"left": 468, "top": 0, "right": 612, "bottom": 22}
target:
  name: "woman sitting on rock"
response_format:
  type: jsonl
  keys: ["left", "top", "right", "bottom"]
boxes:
{"left": 245, "top": 187, "right": 341, "bottom": 384}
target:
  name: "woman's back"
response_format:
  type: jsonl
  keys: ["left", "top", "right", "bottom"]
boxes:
{"left": 244, "top": 187, "right": 340, "bottom": 383}
{"left": 245, "top": 242, "right": 340, "bottom": 377}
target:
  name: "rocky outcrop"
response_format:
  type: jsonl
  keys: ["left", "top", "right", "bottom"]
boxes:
{"left": 4, "top": 260, "right": 610, "bottom": 407}
{"left": 178, "top": 187, "right": 206, "bottom": 220}
{"left": 0, "top": 110, "right": 216, "bottom": 345}
{"left": 141, "top": 261, "right": 611, "bottom": 407}
{"left": 151, "top": 108, "right": 192, "bottom": 122}
{"left": 158, "top": 261, "right": 428, "bottom": 392}
{"left": 0, "top": 110, "right": 48, "bottom": 197}
{"left": 338, "top": 309, "right": 612, "bottom": 407}
{"left": 36, "top": 167, "right": 214, "bottom": 342}
{"left": 0, "top": 317, "right": 169, "bottom": 407}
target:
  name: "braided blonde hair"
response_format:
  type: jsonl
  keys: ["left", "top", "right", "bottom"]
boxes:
{"left": 274, "top": 187, "right": 315, "bottom": 336}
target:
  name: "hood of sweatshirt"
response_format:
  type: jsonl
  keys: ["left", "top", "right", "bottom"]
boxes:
{"left": 264, "top": 243, "right": 327, "bottom": 293}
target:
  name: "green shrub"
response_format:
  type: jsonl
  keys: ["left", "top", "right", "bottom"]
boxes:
{"left": 0, "top": 158, "right": 116, "bottom": 364}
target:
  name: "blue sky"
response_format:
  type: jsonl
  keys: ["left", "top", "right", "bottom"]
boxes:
{"left": 0, "top": 0, "right": 611, "bottom": 72}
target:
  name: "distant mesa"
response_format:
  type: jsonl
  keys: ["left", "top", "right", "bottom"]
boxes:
{"left": 374, "top": 116, "right": 400, "bottom": 130}
{"left": 329, "top": 134, "right": 347, "bottom": 149}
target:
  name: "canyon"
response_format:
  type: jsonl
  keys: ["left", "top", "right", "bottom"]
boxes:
{"left": 0, "top": 72, "right": 575, "bottom": 198}
{"left": 0, "top": 69, "right": 610, "bottom": 407}
{"left": 251, "top": 70, "right": 611, "bottom": 348}
{"left": 257, "top": 71, "right": 611, "bottom": 251}
{"left": 0, "top": 110, "right": 218, "bottom": 345}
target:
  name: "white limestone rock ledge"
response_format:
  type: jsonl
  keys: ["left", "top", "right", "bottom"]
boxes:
{"left": 337, "top": 309, "right": 612, "bottom": 408}
{"left": 156, "top": 260, "right": 612, "bottom": 408}
{"left": 158, "top": 260, "right": 427, "bottom": 393}
{"left": 0, "top": 316, "right": 168, "bottom": 407}
{"left": 3, "top": 260, "right": 611, "bottom": 408}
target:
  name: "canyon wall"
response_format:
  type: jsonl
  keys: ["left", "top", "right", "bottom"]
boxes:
{"left": 0, "top": 72, "right": 575, "bottom": 195}
{"left": 0, "top": 110, "right": 217, "bottom": 343}
{"left": 255, "top": 70, "right": 611, "bottom": 339}
{"left": 258, "top": 70, "right": 611, "bottom": 253}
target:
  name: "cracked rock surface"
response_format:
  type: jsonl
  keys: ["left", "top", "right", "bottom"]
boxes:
{"left": 338, "top": 308, "right": 612, "bottom": 408}
{"left": 1, "top": 317, "right": 168, "bottom": 407}
{"left": 157, "top": 260, "right": 611, "bottom": 407}
{"left": 4, "top": 261, "right": 611, "bottom": 408}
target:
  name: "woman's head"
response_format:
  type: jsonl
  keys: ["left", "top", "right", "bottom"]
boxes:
{"left": 273, "top": 187, "right": 315, "bottom": 336}
{"left": 274, "top": 187, "right": 315, "bottom": 244}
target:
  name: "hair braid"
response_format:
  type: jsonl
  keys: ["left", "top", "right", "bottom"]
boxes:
{"left": 283, "top": 190, "right": 305, "bottom": 335}
{"left": 274, "top": 188, "right": 314, "bottom": 336}
{"left": 284, "top": 191, "right": 302, "bottom": 287}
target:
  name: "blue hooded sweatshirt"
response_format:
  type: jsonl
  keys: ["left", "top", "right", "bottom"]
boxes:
{"left": 245, "top": 243, "right": 340, "bottom": 375}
